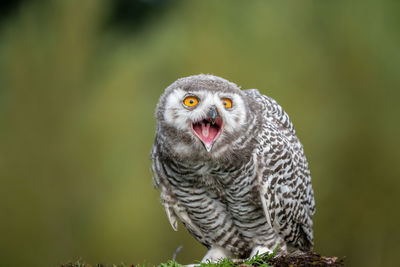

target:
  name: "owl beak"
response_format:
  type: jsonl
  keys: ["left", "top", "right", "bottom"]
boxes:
{"left": 207, "top": 106, "right": 218, "bottom": 124}
{"left": 191, "top": 107, "right": 223, "bottom": 152}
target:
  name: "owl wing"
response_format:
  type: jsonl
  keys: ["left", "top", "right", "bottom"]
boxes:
{"left": 151, "top": 143, "right": 209, "bottom": 247}
{"left": 251, "top": 93, "right": 315, "bottom": 250}
{"left": 151, "top": 145, "right": 179, "bottom": 231}
{"left": 256, "top": 139, "right": 314, "bottom": 250}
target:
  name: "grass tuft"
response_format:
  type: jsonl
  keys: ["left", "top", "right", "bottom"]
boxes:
{"left": 60, "top": 260, "right": 131, "bottom": 267}
{"left": 61, "top": 248, "right": 344, "bottom": 267}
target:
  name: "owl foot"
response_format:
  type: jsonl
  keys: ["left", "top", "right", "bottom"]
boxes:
{"left": 202, "top": 246, "right": 233, "bottom": 262}
{"left": 250, "top": 246, "right": 273, "bottom": 258}
{"left": 184, "top": 246, "right": 233, "bottom": 267}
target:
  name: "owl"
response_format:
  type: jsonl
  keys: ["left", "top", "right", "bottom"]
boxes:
{"left": 151, "top": 74, "right": 315, "bottom": 262}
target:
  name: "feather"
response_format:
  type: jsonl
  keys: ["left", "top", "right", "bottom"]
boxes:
{"left": 164, "top": 204, "right": 178, "bottom": 231}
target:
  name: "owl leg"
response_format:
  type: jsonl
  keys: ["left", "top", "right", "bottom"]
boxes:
{"left": 250, "top": 246, "right": 273, "bottom": 258}
{"left": 201, "top": 246, "right": 233, "bottom": 262}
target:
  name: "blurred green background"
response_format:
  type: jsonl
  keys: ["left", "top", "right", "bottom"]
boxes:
{"left": 1, "top": 0, "right": 399, "bottom": 266}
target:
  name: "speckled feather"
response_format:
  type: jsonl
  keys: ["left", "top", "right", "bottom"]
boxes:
{"left": 151, "top": 74, "right": 315, "bottom": 260}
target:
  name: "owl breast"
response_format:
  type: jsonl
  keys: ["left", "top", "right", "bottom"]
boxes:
{"left": 156, "top": 154, "right": 281, "bottom": 257}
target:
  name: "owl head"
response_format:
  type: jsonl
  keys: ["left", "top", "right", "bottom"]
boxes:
{"left": 155, "top": 74, "right": 250, "bottom": 159}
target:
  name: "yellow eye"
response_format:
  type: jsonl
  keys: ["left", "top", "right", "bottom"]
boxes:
{"left": 222, "top": 98, "right": 232, "bottom": 108}
{"left": 183, "top": 96, "right": 199, "bottom": 107}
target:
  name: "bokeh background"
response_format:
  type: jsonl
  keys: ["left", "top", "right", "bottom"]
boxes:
{"left": 1, "top": 0, "right": 399, "bottom": 266}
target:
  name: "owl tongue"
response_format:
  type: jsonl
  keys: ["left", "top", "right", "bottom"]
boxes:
{"left": 201, "top": 121, "right": 210, "bottom": 137}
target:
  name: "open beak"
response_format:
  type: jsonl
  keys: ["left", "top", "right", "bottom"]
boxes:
{"left": 191, "top": 106, "right": 223, "bottom": 152}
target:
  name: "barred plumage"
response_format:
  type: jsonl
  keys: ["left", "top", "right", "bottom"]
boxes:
{"left": 151, "top": 74, "right": 315, "bottom": 262}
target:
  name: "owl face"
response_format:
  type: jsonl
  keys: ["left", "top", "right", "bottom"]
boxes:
{"left": 158, "top": 75, "right": 248, "bottom": 156}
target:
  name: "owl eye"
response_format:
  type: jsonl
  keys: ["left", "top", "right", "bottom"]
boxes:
{"left": 183, "top": 96, "right": 199, "bottom": 107}
{"left": 222, "top": 98, "right": 232, "bottom": 109}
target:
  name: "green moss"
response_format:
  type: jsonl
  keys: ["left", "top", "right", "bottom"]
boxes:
{"left": 156, "top": 251, "right": 274, "bottom": 267}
